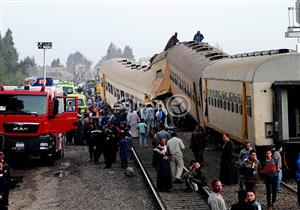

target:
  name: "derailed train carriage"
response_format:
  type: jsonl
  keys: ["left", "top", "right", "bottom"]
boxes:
{"left": 99, "top": 39, "right": 300, "bottom": 170}
{"left": 98, "top": 58, "right": 153, "bottom": 109}
{"left": 164, "top": 40, "right": 300, "bottom": 169}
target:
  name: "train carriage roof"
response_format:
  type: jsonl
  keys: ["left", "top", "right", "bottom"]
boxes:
{"left": 167, "top": 41, "right": 229, "bottom": 83}
{"left": 203, "top": 50, "right": 300, "bottom": 82}
{"left": 100, "top": 58, "right": 152, "bottom": 96}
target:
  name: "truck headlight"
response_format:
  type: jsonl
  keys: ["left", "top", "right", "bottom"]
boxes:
{"left": 40, "top": 142, "right": 49, "bottom": 147}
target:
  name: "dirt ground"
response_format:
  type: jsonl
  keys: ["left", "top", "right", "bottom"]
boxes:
{"left": 9, "top": 146, "right": 156, "bottom": 210}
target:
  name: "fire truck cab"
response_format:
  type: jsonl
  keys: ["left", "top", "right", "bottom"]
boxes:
{"left": 0, "top": 85, "right": 78, "bottom": 164}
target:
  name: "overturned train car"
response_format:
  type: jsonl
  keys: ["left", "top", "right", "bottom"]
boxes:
{"left": 166, "top": 41, "right": 300, "bottom": 168}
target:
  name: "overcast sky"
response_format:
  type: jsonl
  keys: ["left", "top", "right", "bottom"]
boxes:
{"left": 0, "top": 0, "right": 298, "bottom": 67}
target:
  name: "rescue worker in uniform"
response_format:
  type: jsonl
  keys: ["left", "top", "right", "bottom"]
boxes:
{"left": 90, "top": 124, "right": 105, "bottom": 164}
{"left": 103, "top": 128, "right": 115, "bottom": 168}
{"left": 86, "top": 119, "right": 95, "bottom": 162}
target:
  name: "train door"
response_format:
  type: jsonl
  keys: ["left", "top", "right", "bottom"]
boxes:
{"left": 272, "top": 81, "right": 300, "bottom": 141}
{"left": 193, "top": 82, "right": 200, "bottom": 123}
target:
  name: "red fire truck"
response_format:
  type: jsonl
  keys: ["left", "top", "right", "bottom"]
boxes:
{"left": 0, "top": 85, "right": 78, "bottom": 164}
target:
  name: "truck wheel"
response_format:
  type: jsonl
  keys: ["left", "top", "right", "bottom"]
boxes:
{"left": 47, "top": 155, "right": 55, "bottom": 166}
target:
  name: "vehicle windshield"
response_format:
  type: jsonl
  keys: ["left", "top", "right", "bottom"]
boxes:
{"left": 66, "top": 98, "right": 84, "bottom": 107}
{"left": 78, "top": 99, "right": 85, "bottom": 106}
{"left": 62, "top": 86, "right": 74, "bottom": 94}
{"left": 0, "top": 94, "right": 47, "bottom": 115}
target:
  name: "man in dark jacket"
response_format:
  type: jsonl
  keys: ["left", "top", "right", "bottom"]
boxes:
{"left": 184, "top": 161, "right": 207, "bottom": 192}
{"left": 231, "top": 190, "right": 254, "bottom": 210}
{"left": 190, "top": 126, "right": 206, "bottom": 164}
{"left": 193, "top": 31, "right": 204, "bottom": 42}
{"left": 220, "top": 133, "right": 238, "bottom": 185}
{"left": 0, "top": 155, "right": 10, "bottom": 210}
{"left": 163, "top": 32, "right": 179, "bottom": 51}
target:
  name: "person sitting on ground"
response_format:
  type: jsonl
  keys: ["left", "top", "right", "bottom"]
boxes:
{"left": 230, "top": 189, "right": 253, "bottom": 210}
{"left": 246, "top": 191, "right": 262, "bottom": 210}
{"left": 184, "top": 160, "right": 208, "bottom": 192}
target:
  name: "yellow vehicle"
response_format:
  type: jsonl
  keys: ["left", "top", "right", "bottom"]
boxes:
{"left": 96, "top": 84, "right": 101, "bottom": 94}
{"left": 56, "top": 81, "right": 76, "bottom": 95}
{"left": 67, "top": 93, "right": 88, "bottom": 113}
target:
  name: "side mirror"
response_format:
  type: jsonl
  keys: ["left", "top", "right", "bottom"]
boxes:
{"left": 76, "top": 88, "right": 83, "bottom": 93}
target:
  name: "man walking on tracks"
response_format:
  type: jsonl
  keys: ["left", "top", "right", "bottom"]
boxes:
{"left": 208, "top": 180, "right": 227, "bottom": 210}
{"left": 190, "top": 125, "right": 206, "bottom": 164}
{"left": 156, "top": 124, "right": 171, "bottom": 146}
{"left": 167, "top": 132, "right": 185, "bottom": 183}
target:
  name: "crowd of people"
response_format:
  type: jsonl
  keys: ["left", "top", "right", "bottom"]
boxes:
{"left": 72, "top": 93, "right": 300, "bottom": 210}
{"left": 208, "top": 132, "right": 300, "bottom": 210}
{"left": 1, "top": 90, "right": 300, "bottom": 210}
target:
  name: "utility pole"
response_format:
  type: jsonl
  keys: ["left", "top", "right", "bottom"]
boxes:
{"left": 37, "top": 42, "right": 52, "bottom": 86}
{"left": 285, "top": 1, "right": 300, "bottom": 51}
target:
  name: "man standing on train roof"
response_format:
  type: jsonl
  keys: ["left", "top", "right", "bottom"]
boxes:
{"left": 163, "top": 32, "right": 179, "bottom": 51}
{"left": 193, "top": 31, "right": 204, "bottom": 42}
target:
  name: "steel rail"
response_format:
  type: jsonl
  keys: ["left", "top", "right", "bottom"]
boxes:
{"left": 131, "top": 147, "right": 166, "bottom": 210}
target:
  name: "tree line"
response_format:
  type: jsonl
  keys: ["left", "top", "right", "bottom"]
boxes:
{"left": 0, "top": 28, "right": 135, "bottom": 85}
{"left": 0, "top": 29, "right": 36, "bottom": 85}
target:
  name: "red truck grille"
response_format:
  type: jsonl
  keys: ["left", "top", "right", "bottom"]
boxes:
{"left": 3, "top": 122, "right": 39, "bottom": 134}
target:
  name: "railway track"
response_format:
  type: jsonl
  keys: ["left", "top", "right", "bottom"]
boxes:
{"left": 131, "top": 138, "right": 209, "bottom": 210}
{"left": 281, "top": 181, "right": 297, "bottom": 194}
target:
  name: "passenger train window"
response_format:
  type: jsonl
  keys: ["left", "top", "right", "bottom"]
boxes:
{"left": 214, "top": 98, "right": 216, "bottom": 107}
{"left": 234, "top": 94, "right": 238, "bottom": 103}
{"left": 229, "top": 93, "right": 233, "bottom": 101}
{"left": 155, "top": 69, "right": 163, "bottom": 79}
{"left": 235, "top": 103, "right": 238, "bottom": 113}
{"left": 223, "top": 100, "right": 226, "bottom": 110}
{"left": 208, "top": 97, "right": 211, "bottom": 105}
{"left": 231, "top": 102, "right": 234, "bottom": 112}
{"left": 113, "top": 87, "right": 117, "bottom": 97}
{"left": 246, "top": 96, "right": 252, "bottom": 117}
{"left": 239, "top": 104, "right": 243, "bottom": 114}
{"left": 227, "top": 102, "right": 230, "bottom": 111}
{"left": 238, "top": 94, "right": 242, "bottom": 103}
